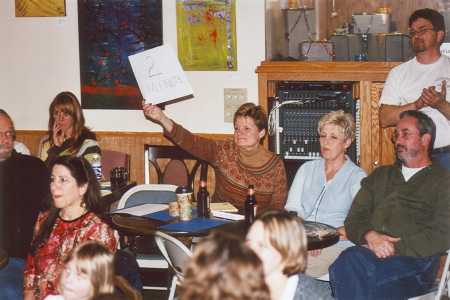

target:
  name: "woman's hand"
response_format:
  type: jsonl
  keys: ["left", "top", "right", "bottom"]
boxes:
{"left": 52, "top": 122, "right": 64, "bottom": 147}
{"left": 23, "top": 290, "right": 35, "bottom": 300}
{"left": 143, "top": 103, "right": 165, "bottom": 122}
{"left": 142, "top": 102, "right": 174, "bottom": 132}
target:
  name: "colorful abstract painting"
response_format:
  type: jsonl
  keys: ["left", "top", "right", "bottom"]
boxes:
{"left": 15, "top": 0, "right": 66, "bottom": 17}
{"left": 78, "top": 0, "right": 162, "bottom": 109}
{"left": 176, "top": 0, "right": 237, "bottom": 71}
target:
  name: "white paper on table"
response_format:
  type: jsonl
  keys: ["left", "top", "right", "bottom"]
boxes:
{"left": 113, "top": 203, "right": 168, "bottom": 217}
{"left": 128, "top": 44, "right": 193, "bottom": 104}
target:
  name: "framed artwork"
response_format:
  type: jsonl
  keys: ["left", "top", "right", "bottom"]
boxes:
{"left": 78, "top": 0, "right": 162, "bottom": 109}
{"left": 15, "top": 0, "right": 66, "bottom": 17}
{"left": 176, "top": 0, "right": 237, "bottom": 71}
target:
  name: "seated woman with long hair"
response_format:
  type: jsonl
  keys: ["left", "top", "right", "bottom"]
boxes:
{"left": 180, "top": 232, "right": 270, "bottom": 300}
{"left": 24, "top": 156, "right": 117, "bottom": 300}
{"left": 246, "top": 210, "right": 333, "bottom": 300}
{"left": 39, "top": 92, "right": 101, "bottom": 171}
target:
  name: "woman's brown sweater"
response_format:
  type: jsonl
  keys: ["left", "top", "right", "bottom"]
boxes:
{"left": 165, "top": 123, "right": 288, "bottom": 211}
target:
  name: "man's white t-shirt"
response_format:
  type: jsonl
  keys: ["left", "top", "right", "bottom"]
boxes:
{"left": 380, "top": 55, "right": 450, "bottom": 148}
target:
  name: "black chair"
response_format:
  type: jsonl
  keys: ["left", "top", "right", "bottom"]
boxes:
{"left": 143, "top": 144, "right": 209, "bottom": 193}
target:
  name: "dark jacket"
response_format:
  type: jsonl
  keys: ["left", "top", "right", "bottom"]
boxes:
{"left": 345, "top": 163, "right": 450, "bottom": 257}
{"left": 0, "top": 150, "right": 49, "bottom": 258}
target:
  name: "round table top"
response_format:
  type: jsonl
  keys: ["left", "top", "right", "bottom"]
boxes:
{"left": 110, "top": 213, "right": 340, "bottom": 250}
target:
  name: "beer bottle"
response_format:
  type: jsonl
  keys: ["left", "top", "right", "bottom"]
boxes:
{"left": 245, "top": 185, "right": 257, "bottom": 225}
{"left": 197, "top": 180, "right": 210, "bottom": 218}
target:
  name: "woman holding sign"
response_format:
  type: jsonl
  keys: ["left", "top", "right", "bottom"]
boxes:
{"left": 143, "top": 102, "right": 287, "bottom": 212}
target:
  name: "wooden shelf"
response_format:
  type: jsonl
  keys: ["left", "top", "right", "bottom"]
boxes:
{"left": 256, "top": 60, "right": 398, "bottom": 174}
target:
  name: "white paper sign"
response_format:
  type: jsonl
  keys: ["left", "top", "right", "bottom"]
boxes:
{"left": 128, "top": 44, "right": 193, "bottom": 104}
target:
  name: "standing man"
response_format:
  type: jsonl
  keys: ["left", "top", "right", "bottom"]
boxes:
{"left": 329, "top": 110, "right": 450, "bottom": 299}
{"left": 379, "top": 8, "right": 450, "bottom": 170}
{"left": 0, "top": 109, "right": 49, "bottom": 299}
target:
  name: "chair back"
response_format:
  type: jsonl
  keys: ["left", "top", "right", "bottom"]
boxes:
{"left": 144, "top": 144, "right": 209, "bottom": 193}
{"left": 116, "top": 184, "right": 177, "bottom": 209}
{"left": 102, "top": 149, "right": 130, "bottom": 181}
{"left": 154, "top": 231, "right": 192, "bottom": 281}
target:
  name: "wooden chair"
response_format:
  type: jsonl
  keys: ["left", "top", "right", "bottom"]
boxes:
{"left": 144, "top": 144, "right": 209, "bottom": 193}
{"left": 102, "top": 149, "right": 130, "bottom": 181}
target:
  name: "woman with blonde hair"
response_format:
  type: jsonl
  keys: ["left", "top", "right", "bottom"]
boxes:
{"left": 180, "top": 232, "right": 270, "bottom": 300}
{"left": 285, "top": 110, "right": 366, "bottom": 277}
{"left": 246, "top": 210, "right": 332, "bottom": 300}
{"left": 44, "top": 241, "right": 115, "bottom": 300}
{"left": 39, "top": 91, "right": 101, "bottom": 170}
{"left": 143, "top": 102, "right": 287, "bottom": 211}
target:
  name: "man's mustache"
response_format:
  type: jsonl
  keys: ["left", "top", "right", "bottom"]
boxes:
{"left": 396, "top": 144, "right": 406, "bottom": 152}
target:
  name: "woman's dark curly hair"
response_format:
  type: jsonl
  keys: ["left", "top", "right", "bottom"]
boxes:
{"left": 30, "top": 156, "right": 103, "bottom": 254}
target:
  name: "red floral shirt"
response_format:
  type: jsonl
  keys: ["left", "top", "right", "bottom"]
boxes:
{"left": 24, "top": 211, "right": 117, "bottom": 299}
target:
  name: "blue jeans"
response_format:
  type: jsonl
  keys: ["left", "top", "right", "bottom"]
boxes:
{"left": 432, "top": 151, "right": 450, "bottom": 171}
{"left": 0, "top": 257, "right": 25, "bottom": 300}
{"left": 329, "top": 246, "right": 439, "bottom": 300}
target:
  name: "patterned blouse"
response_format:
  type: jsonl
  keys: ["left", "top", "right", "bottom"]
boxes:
{"left": 24, "top": 211, "right": 117, "bottom": 300}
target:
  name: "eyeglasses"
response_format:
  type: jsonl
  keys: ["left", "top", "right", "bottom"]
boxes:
{"left": 408, "top": 27, "right": 434, "bottom": 38}
{"left": 391, "top": 131, "right": 420, "bottom": 143}
{"left": 0, "top": 131, "right": 14, "bottom": 139}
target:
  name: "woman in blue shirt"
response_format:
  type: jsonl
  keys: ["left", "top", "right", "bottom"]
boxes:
{"left": 285, "top": 110, "right": 366, "bottom": 278}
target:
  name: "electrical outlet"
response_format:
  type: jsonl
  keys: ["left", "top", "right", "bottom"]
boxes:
{"left": 224, "top": 88, "right": 247, "bottom": 123}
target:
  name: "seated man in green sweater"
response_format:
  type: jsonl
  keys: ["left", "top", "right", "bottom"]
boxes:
{"left": 329, "top": 110, "right": 450, "bottom": 299}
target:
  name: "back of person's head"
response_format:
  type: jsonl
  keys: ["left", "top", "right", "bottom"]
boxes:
{"left": 257, "top": 210, "right": 308, "bottom": 275}
{"left": 233, "top": 102, "right": 268, "bottom": 132}
{"left": 180, "top": 232, "right": 270, "bottom": 300}
{"left": 51, "top": 155, "right": 103, "bottom": 214}
{"left": 399, "top": 110, "right": 436, "bottom": 155}
{"left": 49, "top": 91, "right": 85, "bottom": 139}
{"left": 409, "top": 8, "right": 445, "bottom": 38}
{"left": 59, "top": 241, "right": 115, "bottom": 300}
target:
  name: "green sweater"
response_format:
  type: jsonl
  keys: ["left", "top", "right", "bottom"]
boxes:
{"left": 345, "top": 163, "right": 450, "bottom": 257}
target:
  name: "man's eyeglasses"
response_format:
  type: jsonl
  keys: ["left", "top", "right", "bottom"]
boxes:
{"left": 0, "top": 131, "right": 14, "bottom": 139}
{"left": 391, "top": 131, "right": 420, "bottom": 143}
{"left": 408, "top": 27, "right": 434, "bottom": 38}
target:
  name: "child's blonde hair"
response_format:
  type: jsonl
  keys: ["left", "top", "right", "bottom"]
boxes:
{"left": 61, "top": 241, "right": 115, "bottom": 296}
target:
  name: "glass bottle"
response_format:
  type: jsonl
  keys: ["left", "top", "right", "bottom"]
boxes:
{"left": 245, "top": 184, "right": 257, "bottom": 225}
{"left": 197, "top": 180, "right": 210, "bottom": 218}
{"left": 90, "top": 153, "right": 103, "bottom": 181}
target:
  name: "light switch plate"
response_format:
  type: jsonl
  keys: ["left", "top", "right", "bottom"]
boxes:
{"left": 224, "top": 88, "right": 247, "bottom": 123}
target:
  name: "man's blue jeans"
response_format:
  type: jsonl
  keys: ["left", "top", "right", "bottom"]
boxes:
{"left": 432, "top": 151, "right": 450, "bottom": 172}
{"left": 0, "top": 257, "right": 25, "bottom": 300}
{"left": 329, "top": 246, "right": 439, "bottom": 300}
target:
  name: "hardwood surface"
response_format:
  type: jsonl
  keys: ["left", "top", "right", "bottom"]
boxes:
{"left": 15, "top": 130, "right": 230, "bottom": 185}
{"left": 256, "top": 60, "right": 399, "bottom": 174}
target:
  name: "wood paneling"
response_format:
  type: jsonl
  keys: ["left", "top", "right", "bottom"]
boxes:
{"left": 15, "top": 130, "right": 231, "bottom": 185}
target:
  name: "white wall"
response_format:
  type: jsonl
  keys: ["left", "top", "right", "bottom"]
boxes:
{"left": 0, "top": 0, "right": 265, "bottom": 134}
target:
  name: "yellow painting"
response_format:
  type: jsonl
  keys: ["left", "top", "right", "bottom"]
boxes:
{"left": 16, "top": 0, "right": 66, "bottom": 17}
{"left": 176, "top": 0, "right": 237, "bottom": 71}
